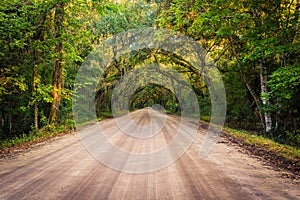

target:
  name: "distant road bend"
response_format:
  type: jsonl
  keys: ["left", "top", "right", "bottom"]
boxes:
{"left": 0, "top": 109, "right": 299, "bottom": 199}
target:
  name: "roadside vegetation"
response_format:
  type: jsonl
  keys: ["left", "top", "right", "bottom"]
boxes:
{"left": 222, "top": 127, "right": 300, "bottom": 175}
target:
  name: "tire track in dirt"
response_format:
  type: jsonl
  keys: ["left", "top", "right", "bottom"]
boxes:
{"left": 61, "top": 118, "right": 139, "bottom": 200}
{"left": 0, "top": 139, "right": 85, "bottom": 199}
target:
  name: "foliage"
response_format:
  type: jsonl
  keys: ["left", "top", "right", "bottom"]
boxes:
{"left": 157, "top": 0, "right": 300, "bottom": 142}
{"left": 91, "top": 0, "right": 157, "bottom": 41}
{"left": 0, "top": 0, "right": 299, "bottom": 148}
{"left": 268, "top": 65, "right": 300, "bottom": 107}
{"left": 0, "top": 123, "right": 74, "bottom": 149}
{"left": 0, "top": 0, "right": 99, "bottom": 138}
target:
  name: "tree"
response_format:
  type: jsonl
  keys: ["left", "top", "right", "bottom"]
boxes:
{"left": 0, "top": 0, "right": 100, "bottom": 138}
{"left": 48, "top": 1, "right": 65, "bottom": 124}
{"left": 157, "top": 0, "right": 300, "bottom": 136}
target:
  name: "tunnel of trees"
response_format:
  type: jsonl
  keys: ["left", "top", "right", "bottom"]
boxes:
{"left": 0, "top": 0, "right": 299, "bottom": 147}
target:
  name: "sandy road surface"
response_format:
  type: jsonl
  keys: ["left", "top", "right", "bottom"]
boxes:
{"left": 0, "top": 109, "right": 299, "bottom": 200}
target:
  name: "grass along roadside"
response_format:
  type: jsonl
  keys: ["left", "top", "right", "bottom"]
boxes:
{"left": 199, "top": 118, "right": 299, "bottom": 162}
{"left": 0, "top": 111, "right": 115, "bottom": 151}
{"left": 219, "top": 126, "right": 300, "bottom": 176}
{"left": 222, "top": 127, "right": 300, "bottom": 160}
{"left": 0, "top": 124, "right": 75, "bottom": 157}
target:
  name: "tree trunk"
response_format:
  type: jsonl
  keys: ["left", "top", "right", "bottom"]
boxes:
{"left": 259, "top": 53, "right": 272, "bottom": 133}
{"left": 9, "top": 113, "right": 12, "bottom": 134}
{"left": 240, "top": 70, "right": 265, "bottom": 129}
{"left": 228, "top": 35, "right": 266, "bottom": 129}
{"left": 33, "top": 64, "right": 38, "bottom": 129}
{"left": 48, "top": 2, "right": 65, "bottom": 124}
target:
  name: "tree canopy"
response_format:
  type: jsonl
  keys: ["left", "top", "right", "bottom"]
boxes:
{"left": 0, "top": 0, "right": 299, "bottom": 147}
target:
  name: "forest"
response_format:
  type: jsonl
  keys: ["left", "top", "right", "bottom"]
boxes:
{"left": 0, "top": 0, "right": 299, "bottom": 148}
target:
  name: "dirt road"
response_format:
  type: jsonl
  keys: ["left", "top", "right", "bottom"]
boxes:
{"left": 0, "top": 109, "right": 299, "bottom": 199}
